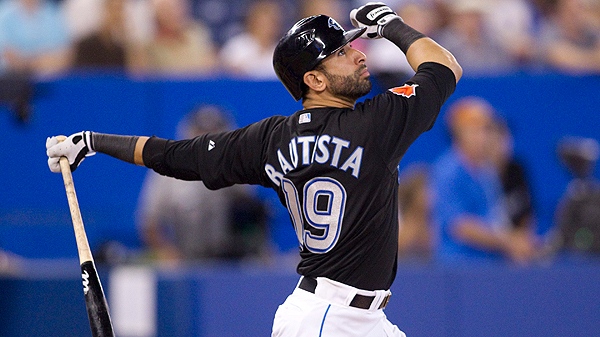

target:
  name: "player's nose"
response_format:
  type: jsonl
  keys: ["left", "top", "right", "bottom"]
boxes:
{"left": 351, "top": 48, "right": 367, "bottom": 65}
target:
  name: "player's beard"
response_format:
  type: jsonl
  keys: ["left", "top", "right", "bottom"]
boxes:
{"left": 322, "top": 66, "right": 372, "bottom": 101}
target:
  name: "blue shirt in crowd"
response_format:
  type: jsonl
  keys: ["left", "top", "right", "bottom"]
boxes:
{"left": 431, "top": 147, "right": 508, "bottom": 261}
{"left": 0, "top": 0, "right": 70, "bottom": 72}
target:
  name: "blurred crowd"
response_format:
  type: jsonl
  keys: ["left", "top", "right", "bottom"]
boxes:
{"left": 397, "top": 96, "right": 600, "bottom": 265}
{"left": 0, "top": 0, "right": 599, "bottom": 80}
{"left": 365, "top": 0, "right": 600, "bottom": 87}
{"left": 1, "top": 0, "right": 599, "bottom": 122}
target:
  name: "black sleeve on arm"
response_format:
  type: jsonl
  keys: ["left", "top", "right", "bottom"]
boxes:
{"left": 410, "top": 62, "right": 457, "bottom": 106}
{"left": 141, "top": 117, "right": 283, "bottom": 189}
{"left": 398, "top": 62, "right": 456, "bottom": 135}
{"left": 92, "top": 133, "right": 139, "bottom": 164}
{"left": 142, "top": 136, "right": 169, "bottom": 174}
{"left": 366, "top": 61, "right": 457, "bottom": 169}
{"left": 142, "top": 136, "right": 203, "bottom": 181}
{"left": 380, "top": 18, "right": 426, "bottom": 54}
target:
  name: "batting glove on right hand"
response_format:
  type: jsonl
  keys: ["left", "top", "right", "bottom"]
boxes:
{"left": 350, "top": 2, "right": 401, "bottom": 39}
{"left": 46, "top": 131, "right": 95, "bottom": 173}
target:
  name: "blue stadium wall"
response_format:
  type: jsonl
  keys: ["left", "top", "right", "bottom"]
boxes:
{"left": 1, "top": 72, "right": 598, "bottom": 258}
{"left": 1, "top": 259, "right": 599, "bottom": 337}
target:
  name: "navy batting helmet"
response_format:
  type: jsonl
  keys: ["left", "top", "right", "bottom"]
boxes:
{"left": 273, "top": 15, "right": 366, "bottom": 101}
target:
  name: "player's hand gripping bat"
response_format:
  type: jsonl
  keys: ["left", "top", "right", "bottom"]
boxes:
{"left": 59, "top": 153, "right": 115, "bottom": 337}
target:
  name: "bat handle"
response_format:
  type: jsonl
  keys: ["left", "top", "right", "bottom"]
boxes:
{"left": 59, "top": 157, "right": 94, "bottom": 264}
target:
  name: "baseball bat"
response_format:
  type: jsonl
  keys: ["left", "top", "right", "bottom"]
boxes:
{"left": 59, "top": 156, "right": 115, "bottom": 337}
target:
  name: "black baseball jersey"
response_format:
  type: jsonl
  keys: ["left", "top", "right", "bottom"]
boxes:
{"left": 144, "top": 62, "right": 456, "bottom": 290}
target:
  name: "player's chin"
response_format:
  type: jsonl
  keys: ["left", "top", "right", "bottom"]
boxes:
{"left": 357, "top": 80, "right": 373, "bottom": 98}
{"left": 361, "top": 77, "right": 372, "bottom": 90}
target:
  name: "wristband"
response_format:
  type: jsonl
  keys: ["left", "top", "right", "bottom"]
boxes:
{"left": 92, "top": 132, "right": 139, "bottom": 164}
{"left": 380, "top": 18, "right": 426, "bottom": 54}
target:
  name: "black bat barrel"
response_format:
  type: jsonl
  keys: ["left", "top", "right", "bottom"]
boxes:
{"left": 81, "top": 261, "right": 115, "bottom": 337}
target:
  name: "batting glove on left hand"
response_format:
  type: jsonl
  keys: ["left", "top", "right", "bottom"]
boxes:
{"left": 46, "top": 131, "right": 95, "bottom": 173}
{"left": 350, "top": 2, "right": 401, "bottom": 39}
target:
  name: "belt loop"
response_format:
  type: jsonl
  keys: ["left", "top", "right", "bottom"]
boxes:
{"left": 344, "top": 288, "right": 358, "bottom": 307}
{"left": 369, "top": 291, "right": 382, "bottom": 311}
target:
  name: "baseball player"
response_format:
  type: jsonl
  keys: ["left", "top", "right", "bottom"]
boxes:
{"left": 46, "top": 3, "right": 461, "bottom": 336}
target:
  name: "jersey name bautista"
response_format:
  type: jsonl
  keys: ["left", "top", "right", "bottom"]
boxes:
{"left": 265, "top": 134, "right": 364, "bottom": 186}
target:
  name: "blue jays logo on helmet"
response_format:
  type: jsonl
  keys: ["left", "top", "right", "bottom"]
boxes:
{"left": 328, "top": 17, "right": 342, "bottom": 30}
{"left": 297, "top": 30, "right": 316, "bottom": 48}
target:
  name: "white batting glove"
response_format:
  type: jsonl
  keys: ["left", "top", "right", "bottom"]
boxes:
{"left": 46, "top": 131, "right": 95, "bottom": 173}
{"left": 350, "top": 2, "right": 401, "bottom": 39}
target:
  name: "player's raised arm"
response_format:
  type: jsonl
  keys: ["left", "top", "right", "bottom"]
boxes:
{"left": 350, "top": 2, "right": 462, "bottom": 82}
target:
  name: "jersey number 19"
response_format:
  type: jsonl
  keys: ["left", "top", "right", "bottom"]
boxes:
{"left": 282, "top": 177, "right": 347, "bottom": 253}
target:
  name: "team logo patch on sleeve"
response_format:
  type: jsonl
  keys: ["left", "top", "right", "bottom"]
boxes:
{"left": 299, "top": 113, "right": 311, "bottom": 124}
{"left": 389, "top": 84, "right": 418, "bottom": 98}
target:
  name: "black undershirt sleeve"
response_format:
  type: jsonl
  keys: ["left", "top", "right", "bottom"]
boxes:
{"left": 92, "top": 133, "right": 139, "bottom": 164}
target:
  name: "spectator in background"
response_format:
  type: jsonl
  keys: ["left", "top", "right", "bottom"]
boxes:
{"left": 0, "top": 67, "right": 32, "bottom": 123}
{"left": 136, "top": 105, "right": 269, "bottom": 263}
{"left": 62, "top": 0, "right": 105, "bottom": 42}
{"left": 62, "top": 0, "right": 154, "bottom": 52}
{"left": 397, "top": 164, "right": 435, "bottom": 261}
{"left": 0, "top": 0, "right": 72, "bottom": 76}
{"left": 585, "top": 0, "right": 600, "bottom": 32}
{"left": 219, "top": 0, "right": 282, "bottom": 79}
{"left": 477, "top": 0, "right": 536, "bottom": 68}
{"left": 300, "top": 0, "right": 345, "bottom": 21}
{"left": 132, "top": 0, "right": 218, "bottom": 76}
{"left": 71, "top": 0, "right": 130, "bottom": 70}
{"left": 536, "top": 0, "right": 600, "bottom": 73}
{"left": 489, "top": 118, "right": 535, "bottom": 231}
{"left": 0, "top": 0, "right": 71, "bottom": 122}
{"left": 430, "top": 97, "right": 539, "bottom": 263}
{"left": 554, "top": 137, "right": 600, "bottom": 254}
{"left": 435, "top": 0, "right": 521, "bottom": 76}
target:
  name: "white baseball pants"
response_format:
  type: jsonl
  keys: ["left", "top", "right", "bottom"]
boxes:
{"left": 272, "top": 277, "right": 406, "bottom": 337}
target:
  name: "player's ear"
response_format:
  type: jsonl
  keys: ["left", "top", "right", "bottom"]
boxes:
{"left": 303, "top": 70, "right": 327, "bottom": 94}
